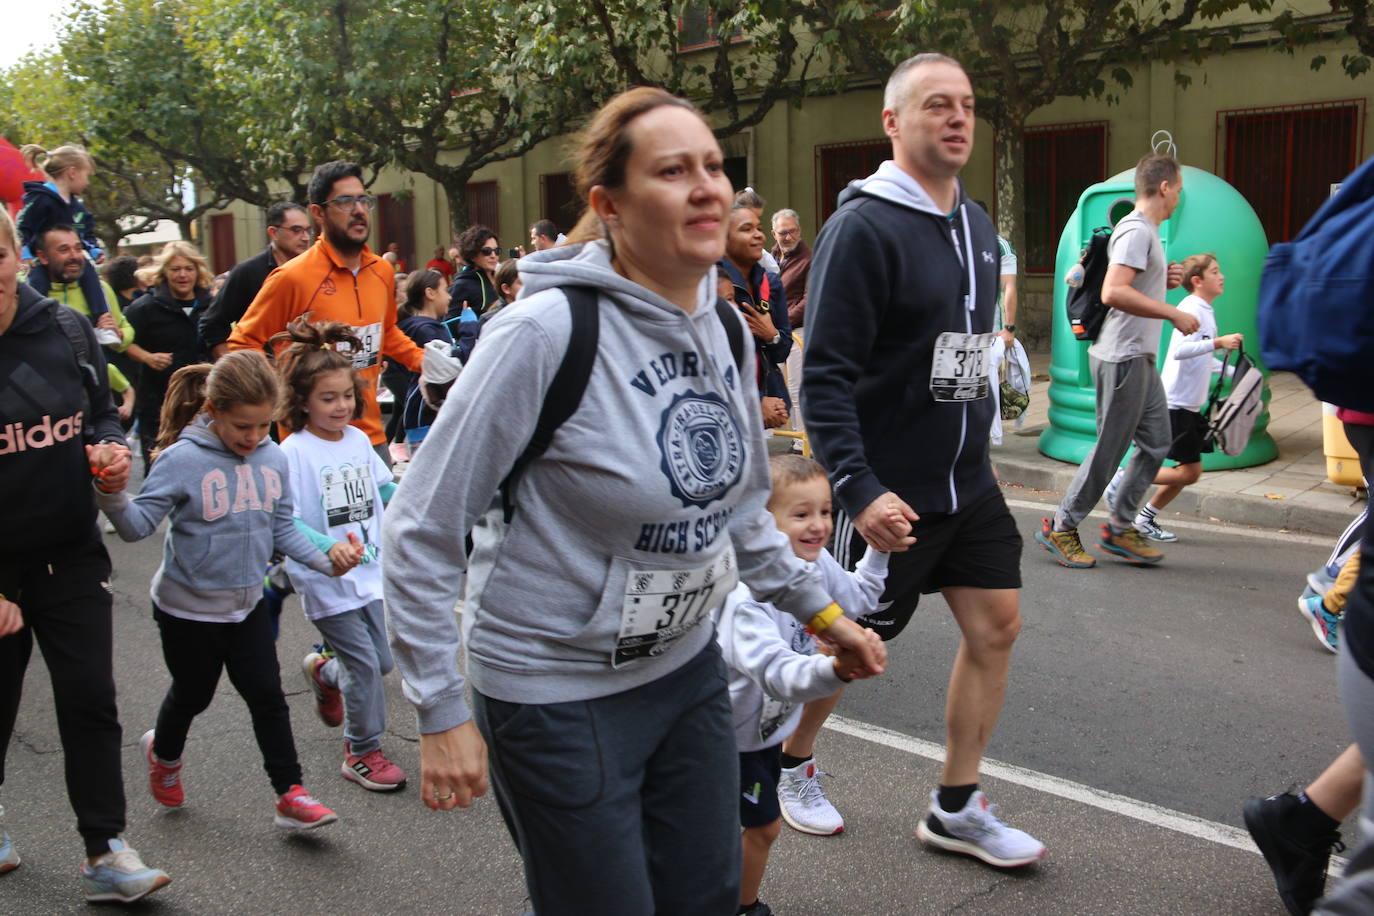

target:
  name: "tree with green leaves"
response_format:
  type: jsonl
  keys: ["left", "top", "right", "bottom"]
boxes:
{"left": 795, "top": 0, "right": 1274, "bottom": 270}
{"left": 0, "top": 48, "right": 216, "bottom": 248}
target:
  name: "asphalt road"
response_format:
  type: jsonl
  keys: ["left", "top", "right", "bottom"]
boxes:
{"left": 0, "top": 487, "right": 1353, "bottom": 914}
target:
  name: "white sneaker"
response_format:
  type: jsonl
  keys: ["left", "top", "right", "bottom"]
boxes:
{"left": 777, "top": 759, "right": 844, "bottom": 835}
{"left": 80, "top": 839, "right": 171, "bottom": 903}
{"left": 1134, "top": 516, "right": 1178, "bottom": 542}
{"left": 916, "top": 790, "right": 1046, "bottom": 867}
{"left": 0, "top": 803, "right": 18, "bottom": 874}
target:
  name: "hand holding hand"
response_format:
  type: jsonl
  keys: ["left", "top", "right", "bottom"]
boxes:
{"left": 739, "top": 301, "right": 778, "bottom": 342}
{"left": 0, "top": 597, "right": 23, "bottom": 638}
{"left": 817, "top": 615, "right": 886, "bottom": 678}
{"left": 854, "top": 491, "right": 918, "bottom": 552}
{"left": 327, "top": 533, "right": 366, "bottom": 576}
{"left": 87, "top": 442, "right": 132, "bottom": 493}
{"left": 420, "top": 720, "right": 489, "bottom": 810}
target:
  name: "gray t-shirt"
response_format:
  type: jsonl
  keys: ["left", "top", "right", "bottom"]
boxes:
{"left": 1087, "top": 211, "right": 1165, "bottom": 362}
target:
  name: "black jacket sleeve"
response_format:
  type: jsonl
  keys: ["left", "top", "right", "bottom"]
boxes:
{"left": 800, "top": 204, "right": 892, "bottom": 518}
{"left": 74, "top": 312, "right": 124, "bottom": 446}
{"left": 760, "top": 274, "right": 791, "bottom": 366}
{"left": 200, "top": 254, "right": 264, "bottom": 348}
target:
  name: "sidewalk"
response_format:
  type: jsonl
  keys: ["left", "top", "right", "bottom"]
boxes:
{"left": 992, "top": 349, "right": 1365, "bottom": 536}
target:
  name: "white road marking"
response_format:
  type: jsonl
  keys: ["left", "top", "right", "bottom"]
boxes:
{"left": 824, "top": 713, "right": 1348, "bottom": 873}
{"left": 1004, "top": 496, "right": 1339, "bottom": 548}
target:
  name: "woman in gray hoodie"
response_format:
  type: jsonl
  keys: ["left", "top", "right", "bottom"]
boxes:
{"left": 384, "top": 88, "right": 886, "bottom": 914}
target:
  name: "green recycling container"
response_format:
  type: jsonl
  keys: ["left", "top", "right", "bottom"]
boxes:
{"left": 1038, "top": 164, "right": 1278, "bottom": 469}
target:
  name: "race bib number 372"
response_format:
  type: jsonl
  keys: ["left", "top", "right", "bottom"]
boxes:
{"left": 613, "top": 549, "right": 737, "bottom": 668}
{"left": 930, "top": 331, "right": 994, "bottom": 402}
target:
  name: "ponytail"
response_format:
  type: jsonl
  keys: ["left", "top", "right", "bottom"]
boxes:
{"left": 20, "top": 143, "right": 95, "bottom": 180}
{"left": 270, "top": 317, "right": 368, "bottom": 432}
{"left": 155, "top": 364, "right": 212, "bottom": 457}
{"left": 153, "top": 351, "right": 279, "bottom": 459}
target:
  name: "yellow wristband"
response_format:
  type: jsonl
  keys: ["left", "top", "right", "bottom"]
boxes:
{"left": 807, "top": 602, "right": 843, "bottom": 634}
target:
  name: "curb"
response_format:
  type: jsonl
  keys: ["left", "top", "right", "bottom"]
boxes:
{"left": 993, "top": 453, "right": 1363, "bottom": 537}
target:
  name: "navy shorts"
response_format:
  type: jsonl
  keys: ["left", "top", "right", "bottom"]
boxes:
{"left": 1167, "top": 408, "right": 1208, "bottom": 465}
{"left": 834, "top": 485, "right": 1022, "bottom": 641}
{"left": 739, "top": 744, "right": 782, "bottom": 828}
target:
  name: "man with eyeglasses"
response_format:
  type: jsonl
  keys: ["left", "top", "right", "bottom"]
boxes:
{"left": 770, "top": 209, "right": 812, "bottom": 446}
{"left": 228, "top": 161, "right": 424, "bottom": 466}
{"left": 201, "top": 201, "right": 314, "bottom": 360}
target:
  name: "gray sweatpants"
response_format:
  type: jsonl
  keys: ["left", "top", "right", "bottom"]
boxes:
{"left": 1054, "top": 355, "right": 1171, "bottom": 533}
{"left": 313, "top": 600, "right": 392, "bottom": 755}
{"left": 473, "top": 640, "right": 740, "bottom": 916}
{"left": 1318, "top": 643, "right": 1374, "bottom": 914}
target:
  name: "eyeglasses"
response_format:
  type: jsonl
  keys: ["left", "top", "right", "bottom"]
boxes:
{"left": 276, "top": 224, "right": 312, "bottom": 235}
{"left": 773, "top": 228, "right": 799, "bottom": 238}
{"left": 323, "top": 195, "right": 377, "bottom": 212}
{"left": 478, "top": 246, "right": 501, "bottom": 256}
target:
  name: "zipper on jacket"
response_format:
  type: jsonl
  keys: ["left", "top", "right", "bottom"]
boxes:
{"left": 943, "top": 206, "right": 978, "bottom": 513}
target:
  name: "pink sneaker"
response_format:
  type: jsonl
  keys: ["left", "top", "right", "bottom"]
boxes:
{"left": 274, "top": 785, "right": 338, "bottom": 830}
{"left": 342, "top": 744, "right": 407, "bottom": 792}
{"left": 302, "top": 652, "right": 343, "bottom": 727}
{"left": 140, "top": 730, "right": 183, "bottom": 807}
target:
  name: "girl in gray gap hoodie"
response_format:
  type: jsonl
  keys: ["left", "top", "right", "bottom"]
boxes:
{"left": 384, "top": 240, "right": 836, "bottom": 734}
{"left": 96, "top": 353, "right": 348, "bottom": 828}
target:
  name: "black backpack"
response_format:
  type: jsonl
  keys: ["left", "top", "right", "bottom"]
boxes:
{"left": 499, "top": 286, "right": 747, "bottom": 521}
{"left": 1066, "top": 227, "right": 1113, "bottom": 341}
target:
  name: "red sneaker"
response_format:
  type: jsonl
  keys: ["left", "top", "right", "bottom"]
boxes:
{"left": 342, "top": 744, "right": 407, "bottom": 792}
{"left": 302, "top": 652, "right": 343, "bottom": 727}
{"left": 140, "top": 730, "right": 183, "bottom": 807}
{"left": 274, "top": 785, "right": 338, "bottom": 830}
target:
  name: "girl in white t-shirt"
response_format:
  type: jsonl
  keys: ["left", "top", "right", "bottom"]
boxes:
{"left": 273, "top": 318, "right": 407, "bottom": 793}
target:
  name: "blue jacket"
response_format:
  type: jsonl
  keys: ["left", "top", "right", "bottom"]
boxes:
{"left": 717, "top": 258, "right": 791, "bottom": 404}
{"left": 95, "top": 415, "right": 334, "bottom": 621}
{"left": 17, "top": 181, "right": 101, "bottom": 261}
{"left": 396, "top": 313, "right": 463, "bottom": 440}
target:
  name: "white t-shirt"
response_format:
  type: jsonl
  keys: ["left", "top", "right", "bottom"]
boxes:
{"left": 281, "top": 426, "right": 392, "bottom": 619}
{"left": 1160, "top": 294, "right": 1224, "bottom": 411}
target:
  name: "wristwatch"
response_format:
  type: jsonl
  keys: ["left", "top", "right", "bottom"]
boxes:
{"left": 1003, "top": 324, "right": 1016, "bottom": 332}
{"left": 769, "top": 332, "right": 781, "bottom": 345}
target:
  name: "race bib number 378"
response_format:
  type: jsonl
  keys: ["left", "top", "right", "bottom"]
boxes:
{"left": 930, "top": 331, "right": 994, "bottom": 402}
{"left": 613, "top": 549, "right": 737, "bottom": 668}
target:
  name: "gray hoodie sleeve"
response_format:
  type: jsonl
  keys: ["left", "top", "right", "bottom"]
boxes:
{"left": 721, "top": 306, "right": 835, "bottom": 624}
{"left": 384, "top": 309, "right": 560, "bottom": 733}
{"left": 93, "top": 444, "right": 190, "bottom": 541}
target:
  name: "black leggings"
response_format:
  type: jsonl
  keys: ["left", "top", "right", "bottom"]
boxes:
{"left": 0, "top": 537, "right": 125, "bottom": 857}
{"left": 152, "top": 601, "right": 302, "bottom": 795}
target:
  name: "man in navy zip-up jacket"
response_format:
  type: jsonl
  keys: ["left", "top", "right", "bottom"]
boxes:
{"left": 801, "top": 53, "right": 1046, "bottom": 869}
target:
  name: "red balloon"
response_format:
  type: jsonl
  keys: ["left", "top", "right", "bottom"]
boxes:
{"left": 0, "top": 136, "right": 44, "bottom": 215}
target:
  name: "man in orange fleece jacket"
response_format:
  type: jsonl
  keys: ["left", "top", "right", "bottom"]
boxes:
{"left": 228, "top": 161, "right": 423, "bottom": 463}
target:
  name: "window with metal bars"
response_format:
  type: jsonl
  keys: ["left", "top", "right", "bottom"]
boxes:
{"left": 815, "top": 139, "right": 888, "bottom": 225}
{"left": 1024, "top": 122, "right": 1107, "bottom": 273}
{"left": 1219, "top": 101, "right": 1363, "bottom": 243}
{"left": 679, "top": 3, "right": 741, "bottom": 50}
{"left": 465, "top": 181, "right": 500, "bottom": 239}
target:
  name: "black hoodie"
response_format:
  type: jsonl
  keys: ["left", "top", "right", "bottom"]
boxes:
{"left": 0, "top": 284, "right": 122, "bottom": 551}
{"left": 802, "top": 161, "right": 1000, "bottom": 518}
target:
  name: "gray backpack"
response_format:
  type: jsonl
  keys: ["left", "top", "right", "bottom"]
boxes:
{"left": 1204, "top": 347, "right": 1263, "bottom": 457}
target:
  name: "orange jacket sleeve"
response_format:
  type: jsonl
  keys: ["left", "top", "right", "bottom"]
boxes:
{"left": 227, "top": 267, "right": 296, "bottom": 353}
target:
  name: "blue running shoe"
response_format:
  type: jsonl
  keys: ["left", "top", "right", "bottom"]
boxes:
{"left": 1298, "top": 594, "right": 1340, "bottom": 654}
{"left": 81, "top": 839, "right": 170, "bottom": 903}
{"left": 0, "top": 804, "right": 18, "bottom": 874}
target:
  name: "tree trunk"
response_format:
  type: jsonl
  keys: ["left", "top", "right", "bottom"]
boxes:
{"left": 442, "top": 179, "right": 470, "bottom": 242}
{"left": 992, "top": 112, "right": 1026, "bottom": 268}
